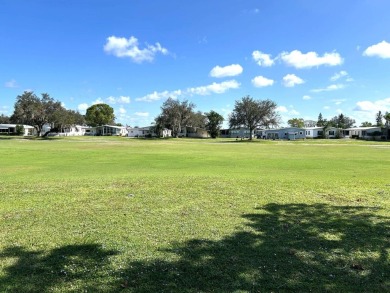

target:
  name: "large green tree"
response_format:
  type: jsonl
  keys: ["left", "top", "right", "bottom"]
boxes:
{"left": 85, "top": 103, "right": 115, "bottom": 127}
{"left": 154, "top": 98, "right": 196, "bottom": 137}
{"left": 11, "top": 91, "right": 63, "bottom": 136}
{"left": 287, "top": 118, "right": 304, "bottom": 128}
{"left": 205, "top": 110, "right": 224, "bottom": 138}
{"left": 328, "top": 113, "right": 355, "bottom": 129}
{"left": 229, "top": 96, "right": 279, "bottom": 140}
{"left": 51, "top": 108, "right": 86, "bottom": 132}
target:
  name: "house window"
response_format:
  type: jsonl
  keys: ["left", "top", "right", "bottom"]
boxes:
{"left": 329, "top": 131, "right": 335, "bottom": 135}
{"left": 318, "top": 131, "right": 323, "bottom": 136}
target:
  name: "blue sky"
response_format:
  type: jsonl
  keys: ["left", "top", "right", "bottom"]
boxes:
{"left": 1, "top": 0, "right": 390, "bottom": 127}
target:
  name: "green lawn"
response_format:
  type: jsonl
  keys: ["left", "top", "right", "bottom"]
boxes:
{"left": 0, "top": 137, "right": 389, "bottom": 292}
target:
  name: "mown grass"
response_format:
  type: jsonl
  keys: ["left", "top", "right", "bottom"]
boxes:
{"left": 0, "top": 137, "right": 389, "bottom": 292}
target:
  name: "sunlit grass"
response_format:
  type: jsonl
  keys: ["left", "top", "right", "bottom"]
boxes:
{"left": 0, "top": 137, "right": 389, "bottom": 291}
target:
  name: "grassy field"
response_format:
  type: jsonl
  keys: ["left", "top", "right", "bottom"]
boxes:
{"left": 0, "top": 136, "right": 389, "bottom": 292}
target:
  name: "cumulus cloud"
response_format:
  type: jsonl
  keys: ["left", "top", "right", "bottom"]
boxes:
{"left": 252, "top": 51, "right": 275, "bottom": 67}
{"left": 107, "top": 95, "right": 130, "bottom": 104}
{"left": 276, "top": 106, "right": 288, "bottom": 113}
{"left": 303, "top": 95, "right": 311, "bottom": 100}
{"left": 279, "top": 50, "right": 343, "bottom": 68}
{"left": 363, "top": 41, "right": 390, "bottom": 58}
{"left": 135, "top": 90, "right": 182, "bottom": 102}
{"left": 77, "top": 103, "right": 89, "bottom": 112}
{"left": 330, "top": 70, "right": 348, "bottom": 81}
{"left": 353, "top": 97, "right": 390, "bottom": 112}
{"left": 251, "top": 76, "right": 274, "bottom": 87}
{"left": 277, "top": 105, "right": 300, "bottom": 124}
{"left": 311, "top": 84, "right": 345, "bottom": 93}
{"left": 210, "top": 64, "right": 243, "bottom": 78}
{"left": 136, "top": 80, "right": 240, "bottom": 102}
{"left": 282, "top": 74, "right": 304, "bottom": 87}
{"left": 4, "top": 79, "right": 18, "bottom": 88}
{"left": 187, "top": 80, "right": 240, "bottom": 95}
{"left": 104, "top": 35, "right": 168, "bottom": 63}
{"left": 118, "top": 107, "right": 126, "bottom": 114}
{"left": 92, "top": 98, "right": 104, "bottom": 105}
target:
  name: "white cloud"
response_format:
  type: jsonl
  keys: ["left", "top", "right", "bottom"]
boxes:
{"left": 104, "top": 35, "right": 168, "bottom": 63}
{"left": 303, "top": 95, "right": 311, "bottom": 100}
{"left": 353, "top": 98, "right": 390, "bottom": 112}
{"left": 276, "top": 106, "right": 288, "bottom": 113}
{"left": 77, "top": 103, "right": 89, "bottom": 113}
{"left": 252, "top": 51, "right": 275, "bottom": 67}
{"left": 363, "top": 41, "right": 390, "bottom": 58}
{"left": 323, "top": 106, "right": 330, "bottom": 110}
{"left": 282, "top": 74, "right": 304, "bottom": 87}
{"left": 251, "top": 76, "right": 274, "bottom": 87}
{"left": 136, "top": 80, "right": 240, "bottom": 102}
{"left": 311, "top": 84, "right": 345, "bottom": 93}
{"left": 277, "top": 105, "right": 300, "bottom": 125}
{"left": 4, "top": 79, "right": 18, "bottom": 88}
{"left": 330, "top": 70, "right": 348, "bottom": 81}
{"left": 107, "top": 95, "right": 130, "bottom": 104}
{"left": 135, "top": 112, "right": 149, "bottom": 117}
{"left": 187, "top": 80, "right": 240, "bottom": 95}
{"left": 92, "top": 98, "right": 104, "bottom": 105}
{"left": 118, "top": 107, "right": 126, "bottom": 114}
{"left": 210, "top": 64, "right": 243, "bottom": 78}
{"left": 136, "top": 89, "right": 182, "bottom": 102}
{"left": 279, "top": 50, "right": 343, "bottom": 68}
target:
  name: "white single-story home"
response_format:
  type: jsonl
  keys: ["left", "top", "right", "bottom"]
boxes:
{"left": 265, "top": 127, "right": 306, "bottom": 140}
{"left": 91, "top": 125, "right": 128, "bottom": 136}
{"left": 304, "top": 127, "right": 324, "bottom": 138}
{"left": 325, "top": 127, "right": 343, "bottom": 138}
{"left": 222, "top": 127, "right": 255, "bottom": 139}
{"left": 0, "top": 124, "right": 36, "bottom": 136}
{"left": 127, "top": 126, "right": 154, "bottom": 138}
{"left": 46, "top": 125, "right": 91, "bottom": 136}
{"left": 344, "top": 127, "right": 387, "bottom": 140}
{"left": 127, "top": 126, "right": 172, "bottom": 138}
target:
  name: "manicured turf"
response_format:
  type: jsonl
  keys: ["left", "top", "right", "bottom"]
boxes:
{"left": 0, "top": 137, "right": 389, "bottom": 292}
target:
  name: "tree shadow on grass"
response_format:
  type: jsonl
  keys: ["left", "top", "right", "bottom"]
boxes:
{"left": 0, "top": 244, "right": 117, "bottom": 292}
{"left": 0, "top": 204, "right": 389, "bottom": 292}
{"left": 118, "top": 203, "right": 390, "bottom": 292}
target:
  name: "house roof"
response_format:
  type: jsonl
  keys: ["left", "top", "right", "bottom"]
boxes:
{"left": 345, "top": 127, "right": 381, "bottom": 131}
{"left": 0, "top": 124, "right": 35, "bottom": 129}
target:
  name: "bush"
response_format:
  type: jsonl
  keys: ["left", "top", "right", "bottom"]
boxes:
{"left": 15, "top": 125, "right": 24, "bottom": 136}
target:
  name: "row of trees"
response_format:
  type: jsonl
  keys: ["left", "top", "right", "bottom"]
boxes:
{"left": 2, "top": 91, "right": 116, "bottom": 136}
{"left": 152, "top": 98, "right": 225, "bottom": 138}
{"left": 153, "top": 96, "right": 280, "bottom": 140}
{"left": 4, "top": 91, "right": 389, "bottom": 139}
